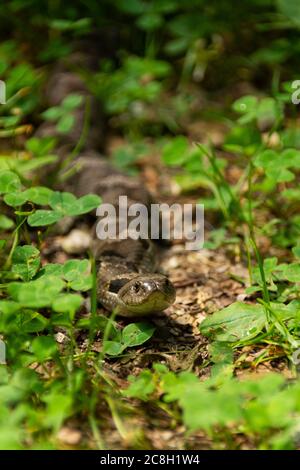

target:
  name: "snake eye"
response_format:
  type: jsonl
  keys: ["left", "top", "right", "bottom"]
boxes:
{"left": 132, "top": 282, "right": 141, "bottom": 293}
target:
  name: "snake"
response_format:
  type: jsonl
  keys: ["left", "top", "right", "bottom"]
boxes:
{"left": 36, "top": 46, "right": 176, "bottom": 317}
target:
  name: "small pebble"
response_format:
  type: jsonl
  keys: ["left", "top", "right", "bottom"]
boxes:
{"left": 61, "top": 229, "right": 91, "bottom": 254}
{"left": 237, "top": 293, "right": 247, "bottom": 301}
{"left": 55, "top": 332, "right": 67, "bottom": 344}
{"left": 57, "top": 427, "right": 82, "bottom": 446}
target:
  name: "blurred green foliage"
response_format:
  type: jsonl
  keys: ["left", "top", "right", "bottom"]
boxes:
{"left": 2, "top": 0, "right": 300, "bottom": 451}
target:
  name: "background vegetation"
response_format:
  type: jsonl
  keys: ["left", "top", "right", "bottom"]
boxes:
{"left": 1, "top": 0, "right": 300, "bottom": 450}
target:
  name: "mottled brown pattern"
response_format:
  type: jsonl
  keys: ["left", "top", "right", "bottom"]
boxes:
{"left": 39, "top": 50, "right": 176, "bottom": 317}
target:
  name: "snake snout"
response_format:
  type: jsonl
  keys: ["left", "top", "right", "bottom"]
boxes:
{"left": 162, "top": 277, "right": 176, "bottom": 295}
{"left": 156, "top": 277, "right": 176, "bottom": 304}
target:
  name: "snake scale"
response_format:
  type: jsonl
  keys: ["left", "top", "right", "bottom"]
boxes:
{"left": 37, "top": 43, "right": 176, "bottom": 317}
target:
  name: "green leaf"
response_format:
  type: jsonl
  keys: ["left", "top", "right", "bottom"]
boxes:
{"left": 0, "top": 171, "right": 21, "bottom": 194}
{"left": 209, "top": 341, "right": 233, "bottom": 364}
{"left": 62, "top": 259, "right": 90, "bottom": 281}
{"left": 10, "top": 368, "right": 41, "bottom": 395}
{"left": 123, "top": 370, "right": 156, "bottom": 401}
{"left": 180, "top": 382, "right": 242, "bottom": 432}
{"left": 38, "top": 263, "right": 63, "bottom": 276}
{"left": 283, "top": 263, "right": 300, "bottom": 282}
{"left": 27, "top": 210, "right": 62, "bottom": 227}
{"left": 4, "top": 192, "right": 28, "bottom": 207}
{"left": 252, "top": 257, "right": 278, "bottom": 285}
{"left": 24, "top": 187, "right": 54, "bottom": 205}
{"left": 136, "top": 12, "right": 163, "bottom": 31}
{"left": 49, "top": 191, "right": 77, "bottom": 213}
{"left": 281, "top": 148, "right": 300, "bottom": 168}
{"left": 52, "top": 294, "right": 83, "bottom": 314}
{"left": 0, "top": 427, "right": 23, "bottom": 450}
{"left": 22, "top": 310, "right": 49, "bottom": 333}
{"left": 245, "top": 285, "right": 262, "bottom": 295}
{"left": 277, "top": 0, "right": 300, "bottom": 27}
{"left": 232, "top": 95, "right": 258, "bottom": 114}
{"left": 62, "top": 260, "right": 92, "bottom": 291}
{"left": 200, "top": 302, "right": 266, "bottom": 342}
{"left": 102, "top": 341, "right": 125, "bottom": 356}
{"left": 43, "top": 391, "right": 72, "bottom": 431}
{"left": 69, "top": 275, "right": 92, "bottom": 292}
{"left": 162, "top": 136, "right": 189, "bottom": 166}
{"left": 256, "top": 97, "right": 282, "bottom": 125}
{"left": 254, "top": 149, "right": 277, "bottom": 170}
{"left": 282, "top": 188, "right": 300, "bottom": 201}
{"left": 292, "top": 246, "right": 300, "bottom": 258}
{"left": 122, "top": 322, "right": 155, "bottom": 347}
{"left": 57, "top": 114, "right": 75, "bottom": 133}
{"left": 38, "top": 260, "right": 92, "bottom": 292}
{"left": 67, "top": 194, "right": 101, "bottom": 216}
{"left": 49, "top": 191, "right": 101, "bottom": 217}
{"left": 266, "top": 166, "right": 295, "bottom": 183}
{"left": 165, "top": 37, "right": 189, "bottom": 55}
{"left": 224, "top": 125, "right": 261, "bottom": 155}
{"left": 62, "top": 93, "right": 83, "bottom": 110}
{"left": 12, "top": 245, "right": 40, "bottom": 281}
{"left": 42, "top": 106, "right": 64, "bottom": 121}
{"left": 254, "top": 148, "right": 300, "bottom": 180}
{"left": 162, "top": 371, "right": 201, "bottom": 403}
{"left": 0, "top": 300, "right": 20, "bottom": 315}
{"left": 19, "top": 155, "right": 58, "bottom": 174}
{"left": 8, "top": 276, "right": 65, "bottom": 308}
{"left": 254, "top": 149, "right": 296, "bottom": 182}
{"left": 103, "top": 322, "right": 155, "bottom": 356}
{"left": 31, "top": 336, "right": 58, "bottom": 362}
{"left": 25, "top": 136, "right": 56, "bottom": 156}
{"left": 116, "top": 0, "right": 145, "bottom": 15}
{"left": 209, "top": 341, "right": 234, "bottom": 378}
{"left": 0, "top": 215, "right": 14, "bottom": 230}
{"left": 50, "top": 18, "right": 91, "bottom": 32}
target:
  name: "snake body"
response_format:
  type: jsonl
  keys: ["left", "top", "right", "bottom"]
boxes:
{"left": 38, "top": 48, "right": 176, "bottom": 317}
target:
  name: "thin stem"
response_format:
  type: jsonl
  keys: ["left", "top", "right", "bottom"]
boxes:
{"left": 250, "top": 238, "right": 270, "bottom": 306}
{"left": 59, "top": 96, "right": 91, "bottom": 181}
{"left": 106, "top": 396, "right": 130, "bottom": 443}
{"left": 88, "top": 412, "right": 105, "bottom": 450}
{"left": 83, "top": 253, "right": 98, "bottom": 367}
{"left": 3, "top": 217, "right": 27, "bottom": 269}
{"left": 98, "top": 309, "right": 117, "bottom": 366}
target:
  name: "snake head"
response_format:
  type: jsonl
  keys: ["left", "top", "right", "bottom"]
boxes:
{"left": 116, "top": 274, "right": 176, "bottom": 317}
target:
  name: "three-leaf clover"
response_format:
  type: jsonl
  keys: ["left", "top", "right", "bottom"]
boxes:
{"left": 41, "top": 93, "right": 83, "bottom": 134}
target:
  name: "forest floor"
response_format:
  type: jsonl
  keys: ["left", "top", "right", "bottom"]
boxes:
{"left": 45, "top": 134, "right": 292, "bottom": 450}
